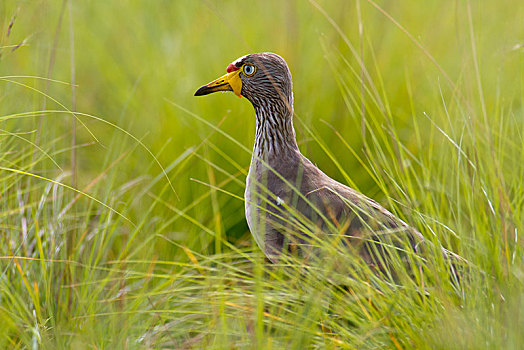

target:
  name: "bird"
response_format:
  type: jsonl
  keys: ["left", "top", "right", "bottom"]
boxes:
{"left": 195, "top": 52, "right": 456, "bottom": 275}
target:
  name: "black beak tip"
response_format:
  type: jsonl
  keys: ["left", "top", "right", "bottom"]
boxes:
{"left": 194, "top": 85, "right": 209, "bottom": 96}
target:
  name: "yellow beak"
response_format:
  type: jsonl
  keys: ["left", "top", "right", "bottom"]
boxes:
{"left": 194, "top": 69, "right": 243, "bottom": 97}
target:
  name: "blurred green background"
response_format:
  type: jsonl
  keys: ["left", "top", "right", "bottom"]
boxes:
{"left": 1, "top": 0, "right": 523, "bottom": 348}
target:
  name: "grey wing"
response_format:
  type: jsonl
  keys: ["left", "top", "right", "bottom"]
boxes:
{"left": 295, "top": 183, "right": 425, "bottom": 270}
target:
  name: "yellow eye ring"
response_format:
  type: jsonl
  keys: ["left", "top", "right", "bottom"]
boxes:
{"left": 243, "top": 64, "right": 256, "bottom": 76}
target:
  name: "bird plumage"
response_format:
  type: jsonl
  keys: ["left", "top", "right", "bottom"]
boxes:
{"left": 196, "top": 52, "right": 452, "bottom": 273}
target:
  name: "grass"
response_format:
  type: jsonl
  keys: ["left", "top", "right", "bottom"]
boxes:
{"left": 1, "top": 0, "right": 523, "bottom": 348}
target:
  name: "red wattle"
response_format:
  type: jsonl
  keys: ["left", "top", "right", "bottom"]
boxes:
{"left": 226, "top": 64, "right": 239, "bottom": 73}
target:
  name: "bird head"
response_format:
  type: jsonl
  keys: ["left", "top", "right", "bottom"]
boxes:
{"left": 195, "top": 52, "right": 293, "bottom": 112}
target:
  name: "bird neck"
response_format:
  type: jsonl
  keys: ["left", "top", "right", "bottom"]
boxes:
{"left": 252, "top": 100, "right": 299, "bottom": 159}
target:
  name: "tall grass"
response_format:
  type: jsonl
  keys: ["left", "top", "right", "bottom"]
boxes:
{"left": 1, "top": 0, "right": 523, "bottom": 348}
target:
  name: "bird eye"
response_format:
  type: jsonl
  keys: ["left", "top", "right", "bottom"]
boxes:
{"left": 243, "top": 64, "right": 256, "bottom": 76}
